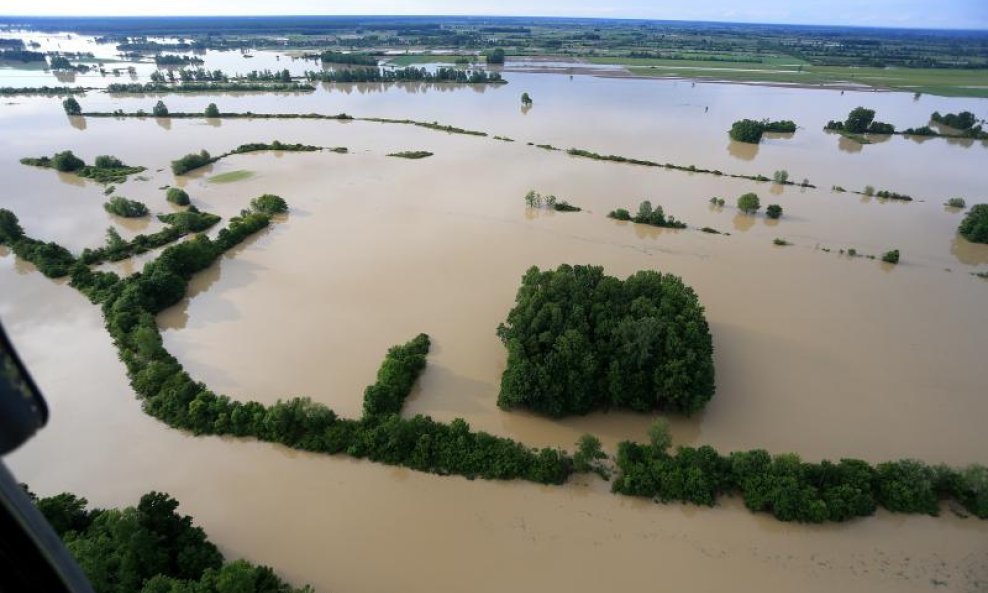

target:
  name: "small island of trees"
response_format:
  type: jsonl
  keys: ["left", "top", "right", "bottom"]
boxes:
{"left": 608, "top": 200, "right": 686, "bottom": 228}
{"left": 166, "top": 187, "right": 191, "bottom": 205}
{"left": 20, "top": 150, "right": 146, "bottom": 183}
{"left": 959, "top": 204, "right": 988, "bottom": 244}
{"left": 737, "top": 192, "right": 761, "bottom": 214}
{"left": 104, "top": 196, "right": 149, "bottom": 218}
{"left": 497, "top": 264, "right": 715, "bottom": 417}
{"left": 825, "top": 107, "right": 895, "bottom": 136}
{"left": 524, "top": 190, "right": 581, "bottom": 212}
{"left": 728, "top": 118, "right": 797, "bottom": 144}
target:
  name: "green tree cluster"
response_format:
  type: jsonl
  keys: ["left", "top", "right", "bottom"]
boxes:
{"left": 729, "top": 119, "right": 797, "bottom": 144}
{"left": 21, "top": 150, "right": 145, "bottom": 183}
{"left": 166, "top": 187, "right": 191, "bottom": 206}
{"left": 250, "top": 194, "right": 288, "bottom": 215}
{"left": 152, "top": 100, "right": 169, "bottom": 117}
{"left": 825, "top": 107, "right": 895, "bottom": 134}
{"left": 737, "top": 192, "right": 760, "bottom": 214}
{"left": 204, "top": 102, "right": 220, "bottom": 118}
{"left": 608, "top": 200, "right": 686, "bottom": 228}
{"left": 27, "top": 489, "right": 310, "bottom": 593}
{"left": 497, "top": 264, "right": 715, "bottom": 417}
{"left": 959, "top": 204, "right": 988, "bottom": 243}
{"left": 104, "top": 196, "right": 149, "bottom": 218}
{"left": 766, "top": 204, "right": 783, "bottom": 219}
{"left": 931, "top": 110, "right": 976, "bottom": 130}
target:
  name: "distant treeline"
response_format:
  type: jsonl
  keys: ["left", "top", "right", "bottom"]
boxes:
{"left": 0, "top": 86, "right": 88, "bottom": 95}
{"left": 106, "top": 81, "right": 314, "bottom": 93}
{"left": 305, "top": 66, "right": 505, "bottom": 84}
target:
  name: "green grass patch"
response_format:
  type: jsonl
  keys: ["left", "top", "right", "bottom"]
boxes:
{"left": 385, "top": 54, "right": 481, "bottom": 66}
{"left": 207, "top": 170, "right": 254, "bottom": 183}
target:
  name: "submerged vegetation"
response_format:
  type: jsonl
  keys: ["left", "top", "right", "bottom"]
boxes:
{"left": 103, "top": 196, "right": 149, "bottom": 218}
{"left": 524, "top": 190, "right": 581, "bottom": 212}
{"left": 171, "top": 141, "right": 322, "bottom": 175}
{"left": 27, "top": 488, "right": 311, "bottom": 593}
{"left": 387, "top": 150, "right": 434, "bottom": 159}
{"left": 496, "top": 265, "right": 715, "bottom": 417}
{"left": 20, "top": 150, "right": 145, "bottom": 183}
{"left": 959, "top": 204, "right": 988, "bottom": 244}
{"left": 305, "top": 66, "right": 504, "bottom": 84}
{"left": 608, "top": 200, "right": 687, "bottom": 229}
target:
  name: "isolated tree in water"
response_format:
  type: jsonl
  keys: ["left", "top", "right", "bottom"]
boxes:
{"left": 521, "top": 92, "right": 533, "bottom": 106}
{"left": 204, "top": 102, "right": 220, "bottom": 118}
{"left": 153, "top": 100, "right": 169, "bottom": 117}
{"left": 62, "top": 97, "right": 81, "bottom": 115}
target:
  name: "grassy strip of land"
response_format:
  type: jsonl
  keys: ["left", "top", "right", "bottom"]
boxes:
{"left": 622, "top": 61, "right": 988, "bottom": 98}
{"left": 385, "top": 54, "right": 485, "bottom": 66}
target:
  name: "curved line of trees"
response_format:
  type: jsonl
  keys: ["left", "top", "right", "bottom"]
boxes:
{"left": 3, "top": 203, "right": 986, "bottom": 522}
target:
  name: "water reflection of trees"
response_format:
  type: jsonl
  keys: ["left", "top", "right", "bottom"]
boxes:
{"left": 68, "top": 115, "right": 87, "bottom": 131}
{"left": 155, "top": 116, "right": 172, "bottom": 130}
{"left": 732, "top": 213, "right": 756, "bottom": 232}
{"left": 951, "top": 234, "right": 988, "bottom": 265}
{"left": 726, "top": 140, "right": 758, "bottom": 161}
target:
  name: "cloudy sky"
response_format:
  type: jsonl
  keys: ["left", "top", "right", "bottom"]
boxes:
{"left": 1, "top": 0, "right": 986, "bottom": 30}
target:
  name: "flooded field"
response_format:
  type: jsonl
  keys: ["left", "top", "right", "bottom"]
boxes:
{"left": 2, "top": 32, "right": 988, "bottom": 593}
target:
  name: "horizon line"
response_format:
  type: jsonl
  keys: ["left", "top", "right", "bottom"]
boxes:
{"left": 1, "top": 14, "right": 987, "bottom": 33}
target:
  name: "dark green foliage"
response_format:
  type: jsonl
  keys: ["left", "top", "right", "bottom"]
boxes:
{"left": 497, "top": 264, "right": 715, "bottom": 417}
{"left": 0, "top": 209, "right": 77, "bottom": 276}
{"left": 0, "top": 208, "right": 25, "bottom": 244}
{"left": 773, "top": 238, "right": 790, "bottom": 246}
{"left": 166, "top": 187, "right": 191, "bottom": 206}
{"left": 204, "top": 102, "right": 220, "bottom": 117}
{"left": 171, "top": 150, "right": 213, "bottom": 175}
{"left": 903, "top": 125, "right": 936, "bottom": 136}
{"left": 32, "top": 490, "right": 309, "bottom": 593}
{"left": 387, "top": 150, "right": 433, "bottom": 159}
{"left": 844, "top": 107, "right": 875, "bottom": 133}
{"left": 630, "top": 200, "right": 687, "bottom": 228}
{"left": 613, "top": 433, "right": 987, "bottom": 522}
{"left": 362, "top": 334, "right": 431, "bottom": 419}
{"left": 573, "top": 434, "right": 609, "bottom": 478}
{"left": 729, "top": 119, "right": 796, "bottom": 143}
{"left": 959, "top": 204, "right": 988, "bottom": 243}
{"left": 157, "top": 211, "right": 221, "bottom": 233}
{"left": 867, "top": 121, "right": 895, "bottom": 134}
{"left": 766, "top": 204, "right": 783, "bottom": 219}
{"left": 152, "top": 100, "right": 169, "bottom": 117}
{"left": 171, "top": 142, "right": 320, "bottom": 175}
{"left": 946, "top": 197, "right": 966, "bottom": 208}
{"left": 737, "top": 192, "right": 760, "bottom": 214}
{"left": 881, "top": 249, "right": 900, "bottom": 264}
{"left": 521, "top": 92, "right": 533, "bottom": 105}
{"left": 21, "top": 151, "right": 145, "bottom": 183}
{"left": 486, "top": 48, "right": 506, "bottom": 64}
{"left": 553, "top": 201, "right": 581, "bottom": 212}
{"left": 320, "top": 50, "right": 377, "bottom": 65}
{"left": 875, "top": 190, "right": 912, "bottom": 201}
{"left": 932, "top": 110, "right": 976, "bottom": 130}
{"left": 607, "top": 208, "right": 632, "bottom": 221}
{"left": 107, "top": 81, "right": 314, "bottom": 93}
{"left": 51, "top": 150, "right": 85, "bottom": 172}
{"left": 62, "top": 96, "right": 81, "bottom": 115}
{"left": 250, "top": 194, "right": 288, "bottom": 215}
{"left": 104, "top": 196, "right": 149, "bottom": 218}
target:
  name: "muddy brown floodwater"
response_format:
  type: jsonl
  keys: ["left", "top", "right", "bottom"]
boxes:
{"left": 2, "top": 42, "right": 988, "bottom": 593}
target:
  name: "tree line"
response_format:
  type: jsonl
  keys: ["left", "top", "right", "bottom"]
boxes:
{"left": 613, "top": 421, "right": 987, "bottom": 522}
{"left": 728, "top": 119, "right": 797, "bottom": 144}
{"left": 304, "top": 66, "right": 505, "bottom": 84}
{"left": 608, "top": 200, "right": 687, "bottom": 228}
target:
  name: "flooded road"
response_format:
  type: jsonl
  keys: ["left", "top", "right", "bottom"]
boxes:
{"left": 2, "top": 36, "right": 988, "bottom": 593}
